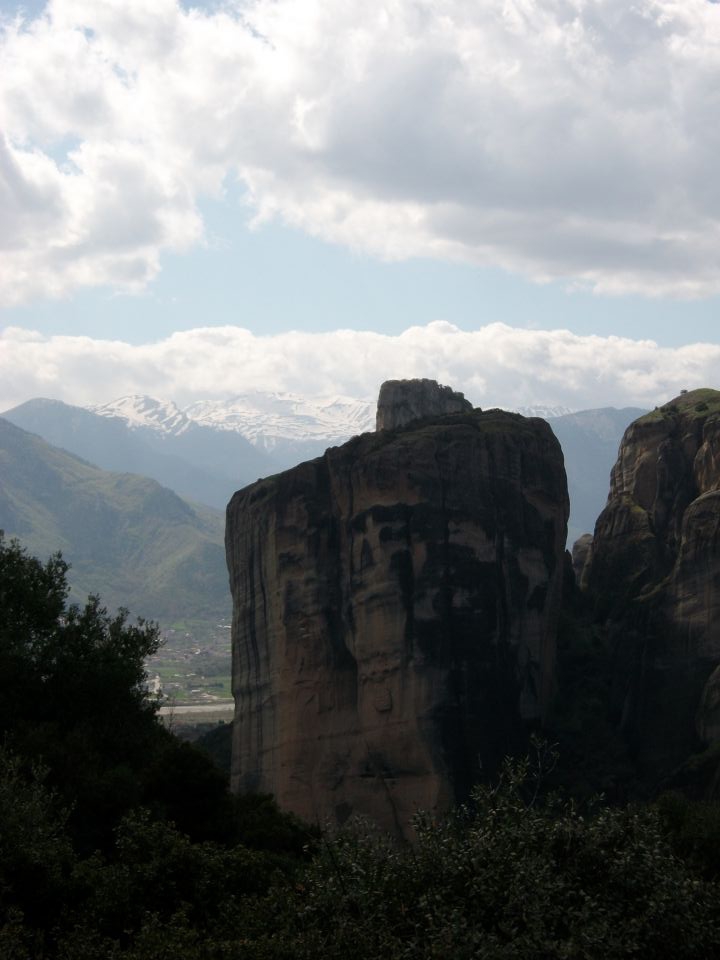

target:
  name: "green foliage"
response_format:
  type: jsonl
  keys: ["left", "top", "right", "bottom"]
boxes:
{"left": 255, "top": 754, "right": 720, "bottom": 960}
{"left": 139, "top": 734, "right": 233, "bottom": 842}
{"left": 0, "top": 533, "right": 164, "bottom": 851}
{"left": 0, "top": 534, "right": 316, "bottom": 958}
{"left": 0, "top": 769, "right": 296, "bottom": 959}
{"left": 0, "top": 536, "right": 68, "bottom": 644}
{"left": 195, "top": 721, "right": 233, "bottom": 775}
{"left": 639, "top": 388, "right": 720, "bottom": 424}
{"left": 230, "top": 792, "right": 317, "bottom": 857}
{"left": 656, "top": 791, "right": 720, "bottom": 881}
{"left": 0, "top": 533, "right": 313, "bottom": 853}
{"left": 548, "top": 610, "right": 637, "bottom": 800}
{"left": 0, "top": 750, "right": 74, "bottom": 940}
{"left": 59, "top": 809, "right": 292, "bottom": 956}
{"left": 0, "top": 417, "right": 229, "bottom": 624}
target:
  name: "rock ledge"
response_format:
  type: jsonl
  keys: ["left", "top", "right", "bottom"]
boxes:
{"left": 376, "top": 379, "right": 473, "bottom": 431}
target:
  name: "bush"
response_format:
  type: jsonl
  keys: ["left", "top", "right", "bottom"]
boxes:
{"left": 0, "top": 534, "right": 163, "bottom": 851}
{"left": 657, "top": 790, "right": 720, "bottom": 881}
{"left": 0, "top": 749, "right": 74, "bottom": 938}
{"left": 0, "top": 536, "right": 314, "bottom": 957}
{"left": 256, "top": 753, "right": 720, "bottom": 959}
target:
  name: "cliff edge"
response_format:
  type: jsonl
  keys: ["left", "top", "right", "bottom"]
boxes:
{"left": 584, "top": 388, "right": 720, "bottom": 774}
{"left": 226, "top": 385, "right": 568, "bottom": 835}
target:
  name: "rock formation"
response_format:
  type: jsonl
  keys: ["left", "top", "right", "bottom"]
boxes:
{"left": 571, "top": 533, "right": 593, "bottom": 586}
{"left": 376, "top": 378, "right": 473, "bottom": 431}
{"left": 226, "top": 383, "right": 568, "bottom": 836}
{"left": 584, "top": 389, "right": 720, "bottom": 773}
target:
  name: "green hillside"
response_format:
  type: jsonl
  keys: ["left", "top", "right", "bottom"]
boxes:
{"left": 639, "top": 387, "right": 720, "bottom": 424}
{"left": 0, "top": 416, "right": 229, "bottom": 626}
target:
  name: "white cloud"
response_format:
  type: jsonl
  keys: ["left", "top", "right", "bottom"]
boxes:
{"left": 1, "top": 322, "right": 718, "bottom": 412}
{"left": 2, "top": 0, "right": 720, "bottom": 304}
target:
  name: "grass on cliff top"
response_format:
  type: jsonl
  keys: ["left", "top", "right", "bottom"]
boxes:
{"left": 638, "top": 388, "right": 720, "bottom": 424}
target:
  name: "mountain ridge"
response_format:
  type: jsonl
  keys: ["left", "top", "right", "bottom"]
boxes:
{"left": 0, "top": 416, "right": 229, "bottom": 626}
{"left": 3, "top": 397, "right": 274, "bottom": 510}
{"left": 1, "top": 392, "right": 647, "bottom": 539}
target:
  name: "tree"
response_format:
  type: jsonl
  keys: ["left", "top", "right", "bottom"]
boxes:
{"left": 0, "top": 535, "right": 314, "bottom": 957}
{"left": 0, "top": 534, "right": 312, "bottom": 851}
{"left": 0, "top": 748, "right": 74, "bottom": 951}
{"left": 255, "top": 752, "right": 720, "bottom": 959}
{"left": 0, "top": 533, "right": 161, "bottom": 850}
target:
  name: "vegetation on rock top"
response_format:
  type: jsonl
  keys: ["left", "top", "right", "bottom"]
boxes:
{"left": 638, "top": 387, "right": 720, "bottom": 423}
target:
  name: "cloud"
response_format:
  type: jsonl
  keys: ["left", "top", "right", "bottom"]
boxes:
{"left": 1, "top": 0, "right": 720, "bottom": 304}
{"left": 1, "top": 322, "right": 718, "bottom": 412}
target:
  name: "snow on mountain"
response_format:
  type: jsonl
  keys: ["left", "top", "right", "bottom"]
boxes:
{"left": 185, "top": 392, "right": 375, "bottom": 452}
{"left": 90, "top": 392, "right": 376, "bottom": 453}
{"left": 90, "top": 396, "right": 194, "bottom": 436}
{"left": 14, "top": 389, "right": 641, "bottom": 546}
{"left": 89, "top": 393, "right": 574, "bottom": 455}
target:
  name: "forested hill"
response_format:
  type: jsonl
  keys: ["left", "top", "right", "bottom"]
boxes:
{"left": 0, "top": 416, "right": 229, "bottom": 624}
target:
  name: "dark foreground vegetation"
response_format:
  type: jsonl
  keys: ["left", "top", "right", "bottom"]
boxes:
{"left": 2, "top": 535, "right": 720, "bottom": 958}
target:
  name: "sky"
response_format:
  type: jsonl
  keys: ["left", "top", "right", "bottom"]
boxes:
{"left": 1, "top": 0, "right": 720, "bottom": 413}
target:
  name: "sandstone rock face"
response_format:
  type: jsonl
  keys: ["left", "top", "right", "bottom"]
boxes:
{"left": 227, "top": 408, "right": 568, "bottom": 836}
{"left": 376, "top": 379, "right": 473, "bottom": 432}
{"left": 585, "top": 389, "right": 720, "bottom": 769}
{"left": 571, "top": 533, "right": 593, "bottom": 586}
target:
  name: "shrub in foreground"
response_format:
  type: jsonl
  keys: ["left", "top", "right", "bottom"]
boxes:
{"left": 253, "top": 754, "right": 720, "bottom": 960}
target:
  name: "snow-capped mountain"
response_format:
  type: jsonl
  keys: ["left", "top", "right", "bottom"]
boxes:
{"left": 89, "top": 393, "right": 571, "bottom": 449}
{"left": 2, "top": 391, "right": 645, "bottom": 541}
{"left": 3, "top": 396, "right": 275, "bottom": 510}
{"left": 185, "top": 393, "right": 375, "bottom": 451}
{"left": 87, "top": 392, "right": 579, "bottom": 479}
{"left": 90, "top": 396, "right": 196, "bottom": 437}
{"left": 90, "top": 392, "right": 376, "bottom": 461}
